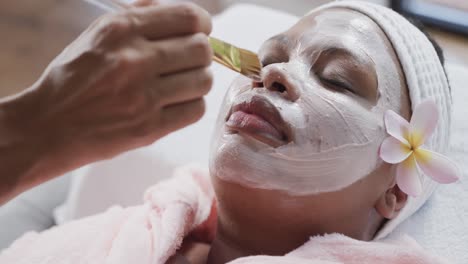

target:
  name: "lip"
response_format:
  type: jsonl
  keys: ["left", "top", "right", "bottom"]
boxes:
{"left": 226, "top": 95, "right": 292, "bottom": 147}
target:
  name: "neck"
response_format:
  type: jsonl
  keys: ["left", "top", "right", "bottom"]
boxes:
{"left": 206, "top": 230, "right": 248, "bottom": 264}
{"left": 206, "top": 194, "right": 317, "bottom": 264}
{"left": 206, "top": 214, "right": 381, "bottom": 264}
{"left": 206, "top": 178, "right": 382, "bottom": 263}
{"left": 207, "top": 219, "right": 307, "bottom": 264}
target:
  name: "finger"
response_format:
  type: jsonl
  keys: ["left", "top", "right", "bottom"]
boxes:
{"left": 157, "top": 67, "right": 213, "bottom": 106}
{"left": 160, "top": 98, "right": 206, "bottom": 132}
{"left": 130, "top": 3, "right": 212, "bottom": 40}
{"left": 150, "top": 32, "right": 213, "bottom": 75}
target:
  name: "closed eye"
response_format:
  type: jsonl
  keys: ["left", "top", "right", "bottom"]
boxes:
{"left": 320, "top": 77, "right": 355, "bottom": 94}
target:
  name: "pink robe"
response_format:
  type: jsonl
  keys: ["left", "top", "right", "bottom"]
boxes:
{"left": 0, "top": 165, "right": 448, "bottom": 264}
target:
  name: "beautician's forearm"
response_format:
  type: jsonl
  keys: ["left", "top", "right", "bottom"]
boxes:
{"left": 0, "top": 84, "right": 58, "bottom": 204}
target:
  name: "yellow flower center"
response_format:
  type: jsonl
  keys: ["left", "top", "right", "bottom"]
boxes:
{"left": 408, "top": 130, "right": 424, "bottom": 149}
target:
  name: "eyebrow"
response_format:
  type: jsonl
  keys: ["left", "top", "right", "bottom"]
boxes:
{"left": 265, "top": 34, "right": 293, "bottom": 50}
{"left": 302, "top": 44, "right": 366, "bottom": 63}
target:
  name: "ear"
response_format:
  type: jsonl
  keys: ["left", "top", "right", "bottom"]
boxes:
{"left": 374, "top": 183, "right": 408, "bottom": 219}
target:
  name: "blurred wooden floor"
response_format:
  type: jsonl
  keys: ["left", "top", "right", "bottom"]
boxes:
{"left": 1, "top": 0, "right": 467, "bottom": 97}
{"left": 0, "top": 1, "right": 102, "bottom": 97}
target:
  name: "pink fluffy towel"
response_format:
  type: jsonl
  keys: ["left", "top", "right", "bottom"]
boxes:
{"left": 0, "top": 165, "right": 448, "bottom": 264}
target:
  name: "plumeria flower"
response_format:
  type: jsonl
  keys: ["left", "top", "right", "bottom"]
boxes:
{"left": 379, "top": 100, "right": 460, "bottom": 197}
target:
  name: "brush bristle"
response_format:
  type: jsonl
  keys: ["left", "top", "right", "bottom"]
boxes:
{"left": 239, "top": 48, "right": 262, "bottom": 79}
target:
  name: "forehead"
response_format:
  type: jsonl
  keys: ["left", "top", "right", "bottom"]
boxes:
{"left": 263, "top": 8, "right": 392, "bottom": 57}
{"left": 290, "top": 8, "right": 384, "bottom": 42}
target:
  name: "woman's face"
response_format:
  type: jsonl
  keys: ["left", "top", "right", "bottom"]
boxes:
{"left": 210, "top": 8, "right": 410, "bottom": 239}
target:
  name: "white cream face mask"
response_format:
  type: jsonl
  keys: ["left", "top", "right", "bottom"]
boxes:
{"left": 209, "top": 8, "right": 409, "bottom": 195}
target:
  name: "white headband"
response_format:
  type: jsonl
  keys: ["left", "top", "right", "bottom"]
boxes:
{"left": 309, "top": 0, "right": 452, "bottom": 239}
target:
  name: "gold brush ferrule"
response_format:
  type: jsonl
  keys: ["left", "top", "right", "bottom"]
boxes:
{"left": 209, "top": 37, "right": 243, "bottom": 73}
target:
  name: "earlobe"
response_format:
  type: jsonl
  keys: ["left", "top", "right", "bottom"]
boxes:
{"left": 375, "top": 184, "right": 408, "bottom": 219}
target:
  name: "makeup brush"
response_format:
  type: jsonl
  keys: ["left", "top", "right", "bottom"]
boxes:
{"left": 209, "top": 37, "right": 261, "bottom": 80}
{"left": 83, "top": 0, "right": 262, "bottom": 80}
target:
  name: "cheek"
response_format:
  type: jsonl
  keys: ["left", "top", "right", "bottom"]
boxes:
{"left": 313, "top": 163, "right": 394, "bottom": 216}
{"left": 364, "top": 38, "right": 408, "bottom": 117}
{"left": 378, "top": 78, "right": 410, "bottom": 121}
{"left": 349, "top": 161, "right": 395, "bottom": 204}
{"left": 293, "top": 86, "right": 385, "bottom": 150}
{"left": 229, "top": 75, "right": 252, "bottom": 95}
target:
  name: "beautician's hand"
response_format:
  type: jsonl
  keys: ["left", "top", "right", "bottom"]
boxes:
{"left": 0, "top": 3, "right": 213, "bottom": 204}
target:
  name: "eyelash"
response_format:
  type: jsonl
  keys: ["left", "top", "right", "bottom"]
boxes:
{"left": 320, "top": 77, "right": 354, "bottom": 94}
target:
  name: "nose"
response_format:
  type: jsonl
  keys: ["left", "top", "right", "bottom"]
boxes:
{"left": 255, "top": 65, "right": 300, "bottom": 101}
